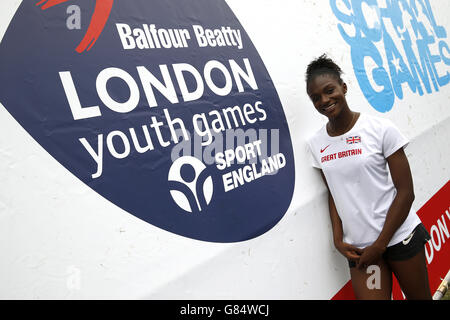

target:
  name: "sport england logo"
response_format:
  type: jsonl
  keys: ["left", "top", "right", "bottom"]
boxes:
{"left": 0, "top": 0, "right": 295, "bottom": 242}
{"left": 330, "top": 0, "right": 450, "bottom": 113}
{"left": 168, "top": 156, "right": 213, "bottom": 213}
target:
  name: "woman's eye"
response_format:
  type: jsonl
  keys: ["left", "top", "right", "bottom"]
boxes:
{"left": 326, "top": 88, "right": 334, "bottom": 94}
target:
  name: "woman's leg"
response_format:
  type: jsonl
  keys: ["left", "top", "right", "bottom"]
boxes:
{"left": 387, "top": 248, "right": 432, "bottom": 300}
{"left": 350, "top": 258, "right": 392, "bottom": 300}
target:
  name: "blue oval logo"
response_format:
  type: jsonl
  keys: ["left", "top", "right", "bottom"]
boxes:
{"left": 0, "top": 0, "right": 295, "bottom": 242}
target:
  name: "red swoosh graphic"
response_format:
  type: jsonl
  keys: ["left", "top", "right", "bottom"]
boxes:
{"left": 320, "top": 145, "right": 330, "bottom": 153}
{"left": 36, "top": 0, "right": 114, "bottom": 53}
{"left": 36, "top": 0, "right": 70, "bottom": 10}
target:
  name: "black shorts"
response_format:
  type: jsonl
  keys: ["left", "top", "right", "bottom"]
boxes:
{"left": 348, "top": 223, "right": 431, "bottom": 268}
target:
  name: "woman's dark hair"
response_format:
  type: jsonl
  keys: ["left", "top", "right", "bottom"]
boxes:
{"left": 306, "top": 54, "right": 343, "bottom": 86}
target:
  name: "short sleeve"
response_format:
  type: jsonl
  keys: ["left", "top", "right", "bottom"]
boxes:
{"left": 382, "top": 119, "right": 409, "bottom": 158}
{"left": 306, "top": 140, "right": 321, "bottom": 169}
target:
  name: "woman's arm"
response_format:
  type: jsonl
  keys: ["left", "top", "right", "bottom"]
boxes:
{"left": 320, "top": 170, "right": 343, "bottom": 246}
{"left": 319, "top": 170, "right": 362, "bottom": 262}
{"left": 356, "top": 148, "right": 415, "bottom": 268}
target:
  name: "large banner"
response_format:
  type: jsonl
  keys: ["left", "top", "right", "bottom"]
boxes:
{"left": 0, "top": 0, "right": 294, "bottom": 243}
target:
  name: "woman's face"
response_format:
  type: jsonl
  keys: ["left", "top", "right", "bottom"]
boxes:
{"left": 307, "top": 74, "right": 348, "bottom": 119}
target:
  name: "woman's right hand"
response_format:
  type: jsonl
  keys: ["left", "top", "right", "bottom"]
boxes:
{"left": 335, "top": 241, "right": 363, "bottom": 262}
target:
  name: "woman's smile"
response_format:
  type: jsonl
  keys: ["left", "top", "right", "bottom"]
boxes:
{"left": 321, "top": 102, "right": 337, "bottom": 114}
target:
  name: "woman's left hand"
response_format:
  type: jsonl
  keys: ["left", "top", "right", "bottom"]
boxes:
{"left": 357, "top": 243, "right": 386, "bottom": 269}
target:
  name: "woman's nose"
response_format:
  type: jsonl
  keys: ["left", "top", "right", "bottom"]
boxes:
{"left": 320, "top": 94, "right": 330, "bottom": 105}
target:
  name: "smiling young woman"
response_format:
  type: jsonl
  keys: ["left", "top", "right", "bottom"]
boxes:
{"left": 305, "top": 54, "right": 432, "bottom": 300}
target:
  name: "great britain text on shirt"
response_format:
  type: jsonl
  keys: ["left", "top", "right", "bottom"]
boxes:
{"left": 321, "top": 148, "right": 362, "bottom": 164}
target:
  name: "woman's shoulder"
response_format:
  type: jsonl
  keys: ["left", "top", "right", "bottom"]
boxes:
{"left": 358, "top": 112, "right": 394, "bottom": 129}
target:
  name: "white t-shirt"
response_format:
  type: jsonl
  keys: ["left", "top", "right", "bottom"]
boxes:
{"left": 307, "top": 113, "right": 421, "bottom": 249}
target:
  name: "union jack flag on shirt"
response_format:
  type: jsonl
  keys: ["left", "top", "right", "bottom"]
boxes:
{"left": 346, "top": 136, "right": 361, "bottom": 144}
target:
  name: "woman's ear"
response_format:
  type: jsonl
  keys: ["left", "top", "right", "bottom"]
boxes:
{"left": 343, "top": 82, "right": 347, "bottom": 95}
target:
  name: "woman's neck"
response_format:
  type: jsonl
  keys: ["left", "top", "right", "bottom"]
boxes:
{"left": 327, "top": 110, "right": 358, "bottom": 137}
